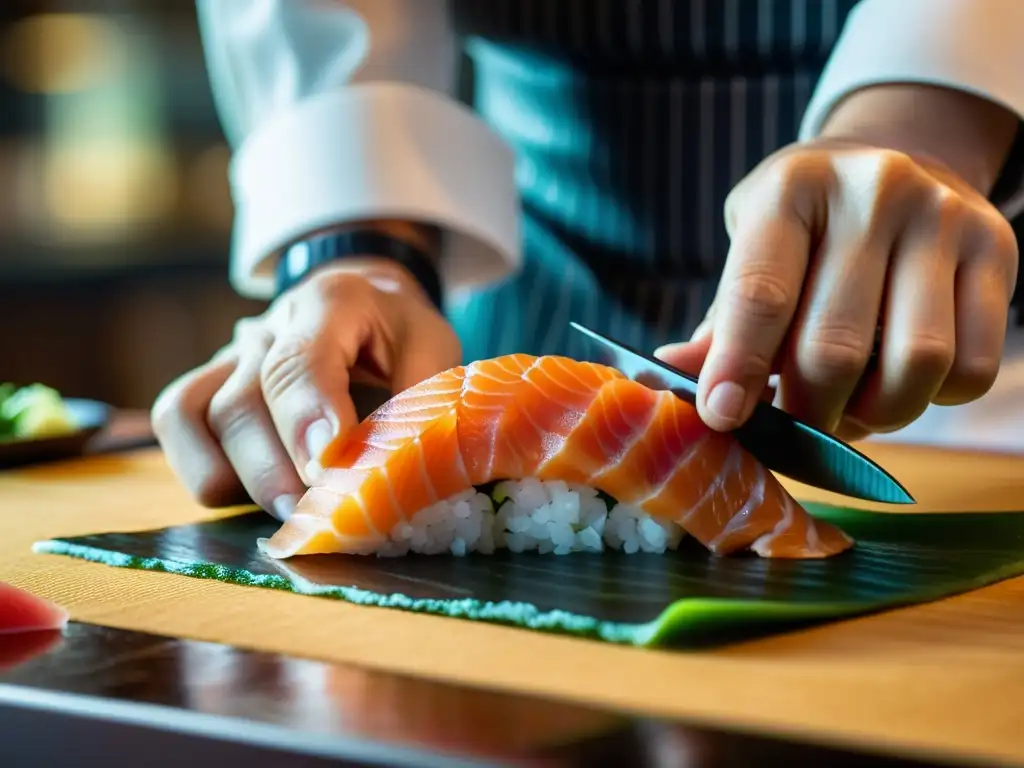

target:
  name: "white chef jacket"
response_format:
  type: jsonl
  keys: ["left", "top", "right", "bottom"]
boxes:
{"left": 196, "top": 0, "right": 1024, "bottom": 301}
{"left": 196, "top": 0, "right": 1024, "bottom": 452}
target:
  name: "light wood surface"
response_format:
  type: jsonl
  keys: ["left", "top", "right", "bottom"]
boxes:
{"left": 2, "top": 444, "right": 1024, "bottom": 766}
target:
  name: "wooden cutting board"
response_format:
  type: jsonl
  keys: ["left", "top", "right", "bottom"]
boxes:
{"left": 1, "top": 443, "right": 1023, "bottom": 767}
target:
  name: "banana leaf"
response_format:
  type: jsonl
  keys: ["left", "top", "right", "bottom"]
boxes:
{"left": 33, "top": 503, "right": 1024, "bottom": 648}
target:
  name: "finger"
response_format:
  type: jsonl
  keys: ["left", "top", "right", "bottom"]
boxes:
{"left": 262, "top": 281, "right": 375, "bottom": 479}
{"left": 698, "top": 211, "right": 811, "bottom": 431}
{"left": 390, "top": 316, "right": 463, "bottom": 394}
{"left": 654, "top": 332, "right": 713, "bottom": 377}
{"left": 151, "top": 354, "right": 242, "bottom": 507}
{"left": 208, "top": 336, "right": 307, "bottom": 521}
{"left": 834, "top": 416, "right": 872, "bottom": 443}
{"left": 261, "top": 328, "right": 361, "bottom": 481}
{"left": 773, "top": 230, "right": 890, "bottom": 432}
{"left": 933, "top": 253, "right": 1012, "bottom": 405}
{"left": 657, "top": 334, "right": 778, "bottom": 400}
{"left": 847, "top": 231, "right": 957, "bottom": 432}
{"left": 688, "top": 302, "right": 717, "bottom": 344}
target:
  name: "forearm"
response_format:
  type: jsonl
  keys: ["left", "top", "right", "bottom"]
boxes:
{"left": 819, "top": 84, "right": 1019, "bottom": 196}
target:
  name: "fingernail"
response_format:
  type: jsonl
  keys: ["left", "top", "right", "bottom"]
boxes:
{"left": 706, "top": 381, "right": 747, "bottom": 425}
{"left": 653, "top": 342, "right": 682, "bottom": 359}
{"left": 304, "top": 459, "right": 324, "bottom": 485}
{"left": 271, "top": 494, "right": 300, "bottom": 521}
{"left": 305, "top": 419, "right": 334, "bottom": 464}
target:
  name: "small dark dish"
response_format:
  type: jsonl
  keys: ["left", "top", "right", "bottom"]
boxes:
{"left": 0, "top": 399, "right": 112, "bottom": 469}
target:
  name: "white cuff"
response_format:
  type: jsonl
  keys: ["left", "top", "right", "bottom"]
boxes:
{"left": 800, "top": 0, "right": 1024, "bottom": 141}
{"left": 228, "top": 82, "right": 521, "bottom": 300}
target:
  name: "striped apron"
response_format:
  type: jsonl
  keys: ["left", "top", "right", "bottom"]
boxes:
{"left": 444, "top": 0, "right": 861, "bottom": 364}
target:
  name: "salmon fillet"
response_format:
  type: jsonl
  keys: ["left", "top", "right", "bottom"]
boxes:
{"left": 261, "top": 354, "right": 854, "bottom": 559}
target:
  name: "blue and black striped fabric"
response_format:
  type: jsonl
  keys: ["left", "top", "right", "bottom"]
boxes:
{"left": 444, "top": 1, "right": 1022, "bottom": 363}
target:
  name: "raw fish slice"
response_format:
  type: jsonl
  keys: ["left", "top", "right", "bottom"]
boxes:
{"left": 260, "top": 355, "right": 854, "bottom": 560}
{"left": 0, "top": 582, "right": 68, "bottom": 635}
{"left": 548, "top": 380, "right": 853, "bottom": 557}
{"left": 460, "top": 355, "right": 622, "bottom": 484}
{"left": 314, "top": 367, "right": 471, "bottom": 546}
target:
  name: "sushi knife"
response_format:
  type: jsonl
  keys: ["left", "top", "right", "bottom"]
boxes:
{"left": 570, "top": 322, "right": 915, "bottom": 505}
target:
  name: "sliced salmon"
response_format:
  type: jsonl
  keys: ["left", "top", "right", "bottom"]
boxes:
{"left": 261, "top": 355, "right": 853, "bottom": 559}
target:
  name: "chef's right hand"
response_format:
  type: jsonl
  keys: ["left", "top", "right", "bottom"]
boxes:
{"left": 151, "top": 258, "right": 462, "bottom": 521}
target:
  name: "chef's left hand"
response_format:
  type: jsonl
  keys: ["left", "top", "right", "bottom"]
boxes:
{"left": 657, "top": 138, "right": 1019, "bottom": 440}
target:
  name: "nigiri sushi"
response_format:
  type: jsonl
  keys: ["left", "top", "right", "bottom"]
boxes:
{"left": 259, "top": 355, "right": 854, "bottom": 561}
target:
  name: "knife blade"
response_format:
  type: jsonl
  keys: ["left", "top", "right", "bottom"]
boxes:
{"left": 570, "top": 322, "right": 915, "bottom": 505}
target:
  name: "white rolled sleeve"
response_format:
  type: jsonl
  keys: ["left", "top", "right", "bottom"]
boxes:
{"left": 196, "top": 0, "right": 521, "bottom": 301}
{"left": 800, "top": 0, "right": 1024, "bottom": 217}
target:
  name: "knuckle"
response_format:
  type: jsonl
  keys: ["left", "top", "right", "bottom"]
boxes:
{"left": 862, "top": 151, "right": 921, "bottom": 224}
{"left": 942, "top": 356, "right": 1001, "bottom": 402}
{"left": 874, "top": 148, "right": 917, "bottom": 183}
{"left": 763, "top": 152, "right": 836, "bottom": 227}
{"left": 850, "top": 333, "right": 956, "bottom": 432}
{"left": 931, "top": 183, "right": 967, "bottom": 222}
{"left": 799, "top": 326, "right": 873, "bottom": 382}
{"left": 773, "top": 153, "right": 834, "bottom": 202}
{"left": 206, "top": 376, "right": 262, "bottom": 437}
{"left": 260, "top": 336, "right": 316, "bottom": 404}
{"left": 967, "top": 210, "right": 1020, "bottom": 297}
{"left": 868, "top": 401, "right": 930, "bottom": 434}
{"left": 980, "top": 209, "right": 1019, "bottom": 262}
{"left": 150, "top": 384, "right": 183, "bottom": 438}
{"left": 151, "top": 370, "right": 207, "bottom": 438}
{"left": 726, "top": 270, "right": 794, "bottom": 323}
{"left": 776, "top": 152, "right": 823, "bottom": 186}
{"left": 904, "top": 334, "right": 956, "bottom": 378}
{"left": 231, "top": 316, "right": 263, "bottom": 343}
{"left": 723, "top": 187, "right": 744, "bottom": 233}
{"left": 192, "top": 470, "right": 242, "bottom": 508}
{"left": 850, "top": 392, "right": 928, "bottom": 435}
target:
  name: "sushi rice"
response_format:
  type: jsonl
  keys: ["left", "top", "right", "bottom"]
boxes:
{"left": 377, "top": 478, "right": 686, "bottom": 558}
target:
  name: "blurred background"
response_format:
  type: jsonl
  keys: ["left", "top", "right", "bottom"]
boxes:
{"left": 0, "top": 1, "right": 1019, "bottom": 418}
{"left": 0, "top": 0, "right": 261, "bottom": 409}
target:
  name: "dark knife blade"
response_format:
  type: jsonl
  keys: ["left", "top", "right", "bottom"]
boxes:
{"left": 570, "top": 322, "right": 915, "bottom": 505}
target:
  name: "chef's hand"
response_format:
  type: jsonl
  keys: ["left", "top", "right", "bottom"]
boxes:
{"left": 657, "top": 137, "right": 1019, "bottom": 440}
{"left": 151, "top": 258, "right": 461, "bottom": 520}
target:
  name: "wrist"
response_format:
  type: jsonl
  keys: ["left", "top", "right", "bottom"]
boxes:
{"left": 275, "top": 228, "right": 443, "bottom": 310}
{"left": 819, "top": 84, "right": 1019, "bottom": 195}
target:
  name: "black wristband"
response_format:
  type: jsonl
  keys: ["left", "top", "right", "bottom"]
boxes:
{"left": 274, "top": 230, "right": 443, "bottom": 311}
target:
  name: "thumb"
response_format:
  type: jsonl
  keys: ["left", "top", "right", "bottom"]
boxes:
{"left": 656, "top": 333, "right": 777, "bottom": 404}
